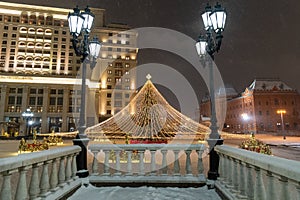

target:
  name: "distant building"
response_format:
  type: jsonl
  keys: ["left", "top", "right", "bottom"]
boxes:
{"left": 0, "top": 2, "right": 138, "bottom": 136}
{"left": 200, "top": 84, "right": 238, "bottom": 124}
{"left": 200, "top": 79, "right": 300, "bottom": 134}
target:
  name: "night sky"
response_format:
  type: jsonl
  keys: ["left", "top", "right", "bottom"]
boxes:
{"left": 4, "top": 0, "right": 300, "bottom": 103}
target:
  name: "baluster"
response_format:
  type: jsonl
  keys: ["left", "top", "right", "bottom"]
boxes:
{"left": 1, "top": 172, "right": 12, "bottom": 200}
{"left": 226, "top": 157, "right": 233, "bottom": 188}
{"left": 40, "top": 161, "right": 51, "bottom": 196}
{"left": 185, "top": 150, "right": 192, "bottom": 176}
{"left": 150, "top": 150, "right": 156, "bottom": 175}
{"left": 58, "top": 156, "right": 66, "bottom": 187}
{"left": 254, "top": 167, "right": 266, "bottom": 200}
{"left": 115, "top": 150, "right": 121, "bottom": 176}
{"left": 266, "top": 171, "right": 276, "bottom": 200}
{"left": 238, "top": 160, "right": 246, "bottom": 198}
{"left": 104, "top": 150, "right": 110, "bottom": 175}
{"left": 297, "top": 183, "right": 300, "bottom": 200}
{"left": 138, "top": 150, "right": 145, "bottom": 175}
{"left": 92, "top": 151, "right": 99, "bottom": 175}
{"left": 197, "top": 150, "right": 204, "bottom": 176}
{"left": 231, "top": 158, "right": 239, "bottom": 192}
{"left": 245, "top": 164, "right": 254, "bottom": 200}
{"left": 221, "top": 155, "right": 229, "bottom": 184}
{"left": 72, "top": 153, "right": 78, "bottom": 179}
{"left": 29, "top": 163, "right": 40, "bottom": 199}
{"left": 15, "top": 166, "right": 29, "bottom": 200}
{"left": 279, "top": 176, "right": 290, "bottom": 200}
{"left": 50, "top": 158, "right": 59, "bottom": 190}
{"left": 173, "top": 150, "right": 180, "bottom": 176}
{"left": 126, "top": 151, "right": 132, "bottom": 175}
{"left": 65, "top": 155, "right": 72, "bottom": 182}
{"left": 217, "top": 153, "right": 224, "bottom": 181}
{"left": 161, "top": 150, "right": 168, "bottom": 175}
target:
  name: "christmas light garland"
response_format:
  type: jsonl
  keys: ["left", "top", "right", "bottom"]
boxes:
{"left": 86, "top": 79, "right": 210, "bottom": 140}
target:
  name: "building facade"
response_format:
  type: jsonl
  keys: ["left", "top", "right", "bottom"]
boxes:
{"left": 0, "top": 2, "right": 138, "bottom": 136}
{"left": 200, "top": 79, "right": 300, "bottom": 134}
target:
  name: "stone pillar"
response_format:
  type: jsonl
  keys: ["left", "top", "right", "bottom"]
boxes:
{"left": 62, "top": 88, "right": 69, "bottom": 132}
{"left": 20, "top": 86, "right": 29, "bottom": 136}
{"left": 41, "top": 86, "right": 49, "bottom": 133}
{"left": 0, "top": 85, "right": 7, "bottom": 122}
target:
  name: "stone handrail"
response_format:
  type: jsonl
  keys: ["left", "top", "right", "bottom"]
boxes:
{"left": 215, "top": 145, "right": 300, "bottom": 200}
{"left": 0, "top": 146, "right": 81, "bottom": 200}
{"left": 89, "top": 144, "right": 206, "bottom": 186}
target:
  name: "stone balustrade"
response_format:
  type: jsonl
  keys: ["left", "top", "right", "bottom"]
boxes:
{"left": 0, "top": 146, "right": 81, "bottom": 200}
{"left": 89, "top": 144, "right": 206, "bottom": 186}
{"left": 215, "top": 145, "right": 300, "bottom": 200}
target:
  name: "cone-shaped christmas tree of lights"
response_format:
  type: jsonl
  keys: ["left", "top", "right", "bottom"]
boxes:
{"left": 86, "top": 74, "right": 210, "bottom": 141}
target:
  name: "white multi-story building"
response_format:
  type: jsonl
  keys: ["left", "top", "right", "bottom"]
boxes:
{"left": 0, "top": 2, "right": 137, "bottom": 136}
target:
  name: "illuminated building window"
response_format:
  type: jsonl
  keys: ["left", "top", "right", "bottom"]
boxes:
{"left": 107, "top": 70, "right": 112, "bottom": 74}
{"left": 115, "top": 78, "right": 122, "bottom": 83}
{"left": 115, "top": 62, "right": 122, "bottom": 67}
{"left": 107, "top": 78, "right": 112, "bottom": 82}
{"left": 125, "top": 78, "right": 130, "bottom": 82}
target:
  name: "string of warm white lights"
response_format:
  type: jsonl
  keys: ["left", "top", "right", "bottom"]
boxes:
{"left": 86, "top": 78, "right": 210, "bottom": 140}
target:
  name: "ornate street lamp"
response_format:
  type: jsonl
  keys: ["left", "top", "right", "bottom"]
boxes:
{"left": 195, "top": 2, "right": 227, "bottom": 180}
{"left": 68, "top": 6, "right": 101, "bottom": 178}
{"left": 277, "top": 109, "right": 287, "bottom": 140}
{"left": 22, "top": 108, "right": 34, "bottom": 137}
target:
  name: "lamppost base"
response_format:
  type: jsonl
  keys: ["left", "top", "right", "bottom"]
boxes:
{"left": 207, "top": 138, "right": 223, "bottom": 180}
{"left": 73, "top": 135, "right": 90, "bottom": 178}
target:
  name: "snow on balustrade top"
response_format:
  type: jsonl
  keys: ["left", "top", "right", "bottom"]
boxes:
{"left": 86, "top": 77, "right": 210, "bottom": 140}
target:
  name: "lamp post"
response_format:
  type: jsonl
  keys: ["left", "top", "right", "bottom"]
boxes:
{"left": 21, "top": 108, "right": 34, "bottom": 137}
{"left": 195, "top": 2, "right": 227, "bottom": 180}
{"left": 68, "top": 6, "right": 101, "bottom": 178}
{"left": 277, "top": 109, "right": 286, "bottom": 140}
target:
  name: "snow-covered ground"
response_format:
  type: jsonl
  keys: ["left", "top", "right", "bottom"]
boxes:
{"left": 68, "top": 184, "right": 221, "bottom": 200}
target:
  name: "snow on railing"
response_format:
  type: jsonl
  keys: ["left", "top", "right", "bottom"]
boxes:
{"left": 0, "top": 146, "right": 81, "bottom": 200}
{"left": 215, "top": 145, "right": 300, "bottom": 200}
{"left": 89, "top": 144, "right": 206, "bottom": 186}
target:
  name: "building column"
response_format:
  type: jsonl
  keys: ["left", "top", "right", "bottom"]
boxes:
{"left": 62, "top": 87, "right": 69, "bottom": 132}
{"left": 0, "top": 85, "right": 7, "bottom": 122}
{"left": 20, "top": 86, "right": 29, "bottom": 136}
{"left": 41, "top": 87, "right": 49, "bottom": 133}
